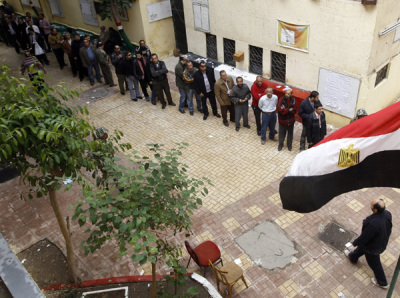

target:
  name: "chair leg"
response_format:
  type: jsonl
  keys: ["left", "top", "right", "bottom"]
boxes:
{"left": 203, "top": 266, "right": 209, "bottom": 277}
{"left": 241, "top": 276, "right": 248, "bottom": 288}
{"left": 186, "top": 256, "right": 192, "bottom": 268}
{"left": 227, "top": 285, "right": 233, "bottom": 298}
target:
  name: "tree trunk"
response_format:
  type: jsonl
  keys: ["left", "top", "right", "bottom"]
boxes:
{"left": 49, "top": 184, "right": 77, "bottom": 282}
{"left": 110, "top": 1, "right": 136, "bottom": 52}
{"left": 151, "top": 262, "right": 157, "bottom": 298}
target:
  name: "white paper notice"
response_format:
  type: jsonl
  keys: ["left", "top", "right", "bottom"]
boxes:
{"left": 281, "top": 28, "right": 295, "bottom": 45}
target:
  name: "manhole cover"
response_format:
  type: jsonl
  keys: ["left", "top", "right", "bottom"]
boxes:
{"left": 319, "top": 222, "right": 356, "bottom": 251}
{"left": 81, "top": 87, "right": 111, "bottom": 100}
{"left": 235, "top": 222, "right": 298, "bottom": 270}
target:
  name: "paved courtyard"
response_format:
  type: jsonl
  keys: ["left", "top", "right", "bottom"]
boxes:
{"left": 1, "top": 44, "right": 400, "bottom": 297}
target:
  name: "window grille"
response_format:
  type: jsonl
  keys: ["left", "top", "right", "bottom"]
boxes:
{"left": 271, "top": 51, "right": 286, "bottom": 83}
{"left": 249, "top": 45, "right": 263, "bottom": 75}
{"left": 49, "top": 0, "right": 64, "bottom": 17}
{"left": 78, "top": 0, "right": 99, "bottom": 26}
{"left": 206, "top": 33, "right": 217, "bottom": 60}
{"left": 375, "top": 64, "right": 389, "bottom": 86}
{"left": 223, "top": 38, "right": 235, "bottom": 67}
{"left": 193, "top": 0, "right": 209, "bottom": 32}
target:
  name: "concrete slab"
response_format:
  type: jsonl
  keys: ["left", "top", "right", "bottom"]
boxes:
{"left": 235, "top": 222, "right": 298, "bottom": 270}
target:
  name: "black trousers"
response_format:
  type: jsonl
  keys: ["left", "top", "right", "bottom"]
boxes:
{"left": 138, "top": 79, "right": 149, "bottom": 97}
{"left": 67, "top": 56, "right": 78, "bottom": 76}
{"left": 201, "top": 91, "right": 218, "bottom": 116}
{"left": 278, "top": 124, "right": 294, "bottom": 149}
{"left": 221, "top": 104, "right": 235, "bottom": 124}
{"left": 252, "top": 105, "right": 262, "bottom": 133}
{"left": 53, "top": 48, "right": 65, "bottom": 68}
{"left": 154, "top": 78, "right": 173, "bottom": 105}
{"left": 349, "top": 247, "right": 388, "bottom": 286}
{"left": 8, "top": 34, "right": 20, "bottom": 53}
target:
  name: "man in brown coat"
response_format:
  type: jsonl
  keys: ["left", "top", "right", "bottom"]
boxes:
{"left": 214, "top": 70, "right": 235, "bottom": 126}
{"left": 62, "top": 32, "right": 77, "bottom": 77}
{"left": 48, "top": 27, "right": 66, "bottom": 69}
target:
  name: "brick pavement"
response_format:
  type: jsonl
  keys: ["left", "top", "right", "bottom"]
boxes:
{"left": 1, "top": 44, "right": 400, "bottom": 297}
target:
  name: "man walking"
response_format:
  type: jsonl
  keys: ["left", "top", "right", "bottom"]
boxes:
{"left": 183, "top": 61, "right": 202, "bottom": 115}
{"left": 95, "top": 41, "right": 115, "bottom": 87}
{"left": 194, "top": 61, "right": 221, "bottom": 120}
{"left": 80, "top": 39, "right": 102, "bottom": 86}
{"left": 299, "top": 91, "right": 320, "bottom": 151}
{"left": 175, "top": 55, "right": 188, "bottom": 113}
{"left": 149, "top": 53, "right": 176, "bottom": 109}
{"left": 48, "top": 27, "right": 67, "bottom": 69}
{"left": 250, "top": 76, "right": 268, "bottom": 136}
{"left": 259, "top": 87, "right": 278, "bottom": 145}
{"left": 230, "top": 77, "right": 251, "bottom": 132}
{"left": 277, "top": 89, "right": 297, "bottom": 151}
{"left": 345, "top": 198, "right": 392, "bottom": 289}
{"left": 214, "top": 70, "right": 235, "bottom": 126}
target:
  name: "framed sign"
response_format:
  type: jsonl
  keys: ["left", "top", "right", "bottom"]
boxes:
{"left": 277, "top": 20, "right": 309, "bottom": 53}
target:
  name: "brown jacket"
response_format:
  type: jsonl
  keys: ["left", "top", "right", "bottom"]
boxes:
{"left": 62, "top": 39, "right": 73, "bottom": 57}
{"left": 48, "top": 32, "right": 63, "bottom": 50}
{"left": 214, "top": 76, "right": 235, "bottom": 106}
{"left": 79, "top": 45, "right": 98, "bottom": 68}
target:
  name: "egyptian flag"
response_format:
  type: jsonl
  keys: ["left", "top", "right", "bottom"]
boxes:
{"left": 279, "top": 102, "right": 400, "bottom": 213}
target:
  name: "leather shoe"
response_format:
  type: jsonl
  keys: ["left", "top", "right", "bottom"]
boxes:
{"left": 179, "top": 109, "right": 185, "bottom": 114}
{"left": 257, "top": 131, "right": 261, "bottom": 136}
{"left": 214, "top": 113, "right": 221, "bottom": 118}
{"left": 371, "top": 277, "right": 389, "bottom": 289}
{"left": 90, "top": 82, "right": 94, "bottom": 86}
{"left": 98, "top": 80, "right": 103, "bottom": 83}
{"left": 203, "top": 114, "right": 208, "bottom": 120}
{"left": 288, "top": 147, "right": 292, "bottom": 151}
{"left": 278, "top": 146, "right": 283, "bottom": 151}
{"left": 244, "top": 125, "right": 251, "bottom": 129}
{"left": 120, "top": 91, "right": 125, "bottom": 95}
{"left": 235, "top": 127, "right": 239, "bottom": 132}
{"left": 162, "top": 104, "right": 166, "bottom": 109}
{"left": 190, "top": 111, "right": 194, "bottom": 116}
{"left": 132, "top": 98, "right": 138, "bottom": 102}
{"left": 151, "top": 101, "right": 156, "bottom": 105}
{"left": 261, "top": 139, "right": 266, "bottom": 145}
{"left": 224, "top": 122, "right": 229, "bottom": 127}
{"left": 169, "top": 102, "right": 176, "bottom": 106}
{"left": 270, "top": 136, "right": 278, "bottom": 142}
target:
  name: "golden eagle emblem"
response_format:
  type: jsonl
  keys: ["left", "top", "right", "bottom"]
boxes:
{"left": 338, "top": 144, "right": 360, "bottom": 167}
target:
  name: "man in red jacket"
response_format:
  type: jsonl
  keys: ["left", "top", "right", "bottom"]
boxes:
{"left": 277, "top": 89, "right": 297, "bottom": 151}
{"left": 250, "top": 76, "right": 268, "bottom": 136}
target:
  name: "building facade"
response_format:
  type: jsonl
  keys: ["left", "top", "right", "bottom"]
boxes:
{"left": 7, "top": 0, "right": 176, "bottom": 58}
{"left": 183, "top": 0, "right": 400, "bottom": 127}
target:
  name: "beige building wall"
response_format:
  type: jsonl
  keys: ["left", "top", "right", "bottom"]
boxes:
{"left": 184, "top": 0, "right": 400, "bottom": 127}
{"left": 8, "top": 0, "right": 175, "bottom": 58}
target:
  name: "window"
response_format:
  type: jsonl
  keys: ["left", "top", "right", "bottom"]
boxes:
{"left": 249, "top": 45, "right": 263, "bottom": 75}
{"left": 271, "top": 51, "right": 286, "bottom": 83}
{"left": 206, "top": 33, "right": 217, "bottom": 60}
{"left": 79, "top": 0, "right": 99, "bottom": 26}
{"left": 21, "top": 0, "right": 41, "bottom": 9}
{"left": 223, "top": 38, "right": 235, "bottom": 67}
{"left": 49, "top": 0, "right": 64, "bottom": 17}
{"left": 375, "top": 64, "right": 389, "bottom": 86}
{"left": 193, "top": 0, "right": 209, "bottom": 32}
{"left": 394, "top": 18, "right": 400, "bottom": 43}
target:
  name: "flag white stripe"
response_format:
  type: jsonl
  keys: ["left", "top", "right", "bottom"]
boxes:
{"left": 287, "top": 128, "right": 400, "bottom": 177}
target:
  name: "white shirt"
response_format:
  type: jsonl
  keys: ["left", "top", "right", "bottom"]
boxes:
{"left": 26, "top": 25, "right": 40, "bottom": 35}
{"left": 258, "top": 94, "right": 278, "bottom": 112}
{"left": 203, "top": 72, "right": 211, "bottom": 93}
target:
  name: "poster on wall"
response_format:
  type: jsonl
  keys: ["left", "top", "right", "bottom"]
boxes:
{"left": 277, "top": 20, "right": 309, "bottom": 52}
{"left": 317, "top": 68, "right": 360, "bottom": 118}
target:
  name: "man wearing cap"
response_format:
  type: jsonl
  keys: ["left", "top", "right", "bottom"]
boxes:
{"left": 344, "top": 198, "right": 392, "bottom": 289}
{"left": 175, "top": 55, "right": 188, "bottom": 113}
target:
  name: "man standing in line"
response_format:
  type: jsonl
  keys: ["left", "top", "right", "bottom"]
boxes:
{"left": 79, "top": 38, "right": 102, "bottom": 86}
{"left": 259, "top": 87, "right": 278, "bottom": 145}
{"left": 194, "top": 61, "right": 221, "bottom": 120}
{"left": 230, "top": 77, "right": 251, "bottom": 132}
{"left": 214, "top": 70, "right": 235, "bottom": 127}
{"left": 345, "top": 198, "right": 392, "bottom": 289}
{"left": 38, "top": 13, "right": 51, "bottom": 52}
{"left": 122, "top": 51, "right": 142, "bottom": 101}
{"left": 306, "top": 102, "right": 326, "bottom": 147}
{"left": 27, "top": 27, "right": 49, "bottom": 65}
{"left": 111, "top": 45, "right": 128, "bottom": 95}
{"left": 175, "top": 55, "right": 188, "bottom": 113}
{"left": 26, "top": 12, "right": 39, "bottom": 26}
{"left": 135, "top": 39, "right": 151, "bottom": 61}
{"left": 4, "top": 17, "right": 19, "bottom": 53}
{"left": 95, "top": 41, "right": 115, "bottom": 87}
{"left": 250, "top": 76, "right": 268, "bottom": 136}
{"left": 134, "top": 52, "right": 152, "bottom": 102}
{"left": 71, "top": 34, "right": 84, "bottom": 81}
{"left": 299, "top": 91, "right": 320, "bottom": 151}
{"left": 62, "top": 32, "right": 77, "bottom": 77}
{"left": 277, "top": 89, "right": 297, "bottom": 151}
{"left": 149, "top": 53, "right": 176, "bottom": 109}
{"left": 25, "top": 19, "right": 40, "bottom": 35}
{"left": 48, "top": 27, "right": 67, "bottom": 69}
{"left": 183, "top": 61, "right": 202, "bottom": 115}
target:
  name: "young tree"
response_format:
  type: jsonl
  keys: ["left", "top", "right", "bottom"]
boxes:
{"left": 97, "top": 0, "right": 136, "bottom": 52}
{"left": 0, "top": 66, "right": 130, "bottom": 282}
{"left": 74, "top": 143, "right": 211, "bottom": 297}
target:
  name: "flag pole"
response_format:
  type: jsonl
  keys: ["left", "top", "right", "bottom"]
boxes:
{"left": 386, "top": 255, "right": 400, "bottom": 298}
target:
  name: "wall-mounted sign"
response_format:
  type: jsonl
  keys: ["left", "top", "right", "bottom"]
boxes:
{"left": 277, "top": 20, "right": 309, "bottom": 53}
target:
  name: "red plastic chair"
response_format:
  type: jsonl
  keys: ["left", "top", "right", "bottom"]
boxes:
{"left": 185, "top": 240, "right": 223, "bottom": 276}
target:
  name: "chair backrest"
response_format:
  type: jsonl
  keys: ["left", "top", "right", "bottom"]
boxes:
{"left": 185, "top": 240, "right": 201, "bottom": 266}
{"left": 209, "top": 260, "right": 229, "bottom": 285}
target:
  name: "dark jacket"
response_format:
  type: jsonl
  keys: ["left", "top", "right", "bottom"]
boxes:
{"left": 71, "top": 39, "right": 82, "bottom": 60}
{"left": 149, "top": 60, "right": 168, "bottom": 82}
{"left": 306, "top": 111, "right": 326, "bottom": 145}
{"left": 4, "top": 21, "right": 18, "bottom": 38}
{"left": 353, "top": 210, "right": 392, "bottom": 254}
{"left": 277, "top": 96, "right": 297, "bottom": 126}
{"left": 122, "top": 58, "right": 136, "bottom": 77}
{"left": 299, "top": 97, "right": 321, "bottom": 126}
{"left": 135, "top": 45, "right": 151, "bottom": 61}
{"left": 79, "top": 45, "right": 98, "bottom": 68}
{"left": 194, "top": 68, "right": 215, "bottom": 95}
{"left": 134, "top": 57, "right": 151, "bottom": 82}
{"left": 27, "top": 32, "right": 46, "bottom": 54}
{"left": 175, "top": 61, "right": 186, "bottom": 89}
{"left": 110, "top": 50, "right": 125, "bottom": 74}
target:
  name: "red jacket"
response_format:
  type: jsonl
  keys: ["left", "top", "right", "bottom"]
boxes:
{"left": 277, "top": 96, "right": 297, "bottom": 126}
{"left": 250, "top": 81, "right": 268, "bottom": 107}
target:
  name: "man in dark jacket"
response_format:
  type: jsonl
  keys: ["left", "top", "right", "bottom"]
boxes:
{"left": 230, "top": 76, "right": 251, "bottom": 132}
{"left": 298, "top": 91, "right": 320, "bottom": 151}
{"left": 122, "top": 51, "right": 142, "bottom": 101}
{"left": 135, "top": 39, "right": 151, "bottom": 61}
{"left": 71, "top": 34, "right": 84, "bottom": 81}
{"left": 111, "top": 45, "right": 127, "bottom": 95}
{"left": 306, "top": 102, "right": 326, "bottom": 147}
{"left": 175, "top": 55, "right": 188, "bottom": 113}
{"left": 149, "top": 53, "right": 175, "bottom": 109}
{"left": 4, "top": 16, "right": 19, "bottom": 53}
{"left": 79, "top": 39, "right": 102, "bottom": 86}
{"left": 277, "top": 89, "right": 297, "bottom": 151}
{"left": 345, "top": 198, "right": 392, "bottom": 289}
{"left": 194, "top": 61, "right": 221, "bottom": 120}
{"left": 27, "top": 27, "right": 49, "bottom": 65}
{"left": 134, "top": 52, "right": 152, "bottom": 101}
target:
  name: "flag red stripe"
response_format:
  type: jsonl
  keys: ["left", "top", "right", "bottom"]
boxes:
{"left": 316, "top": 102, "right": 400, "bottom": 147}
